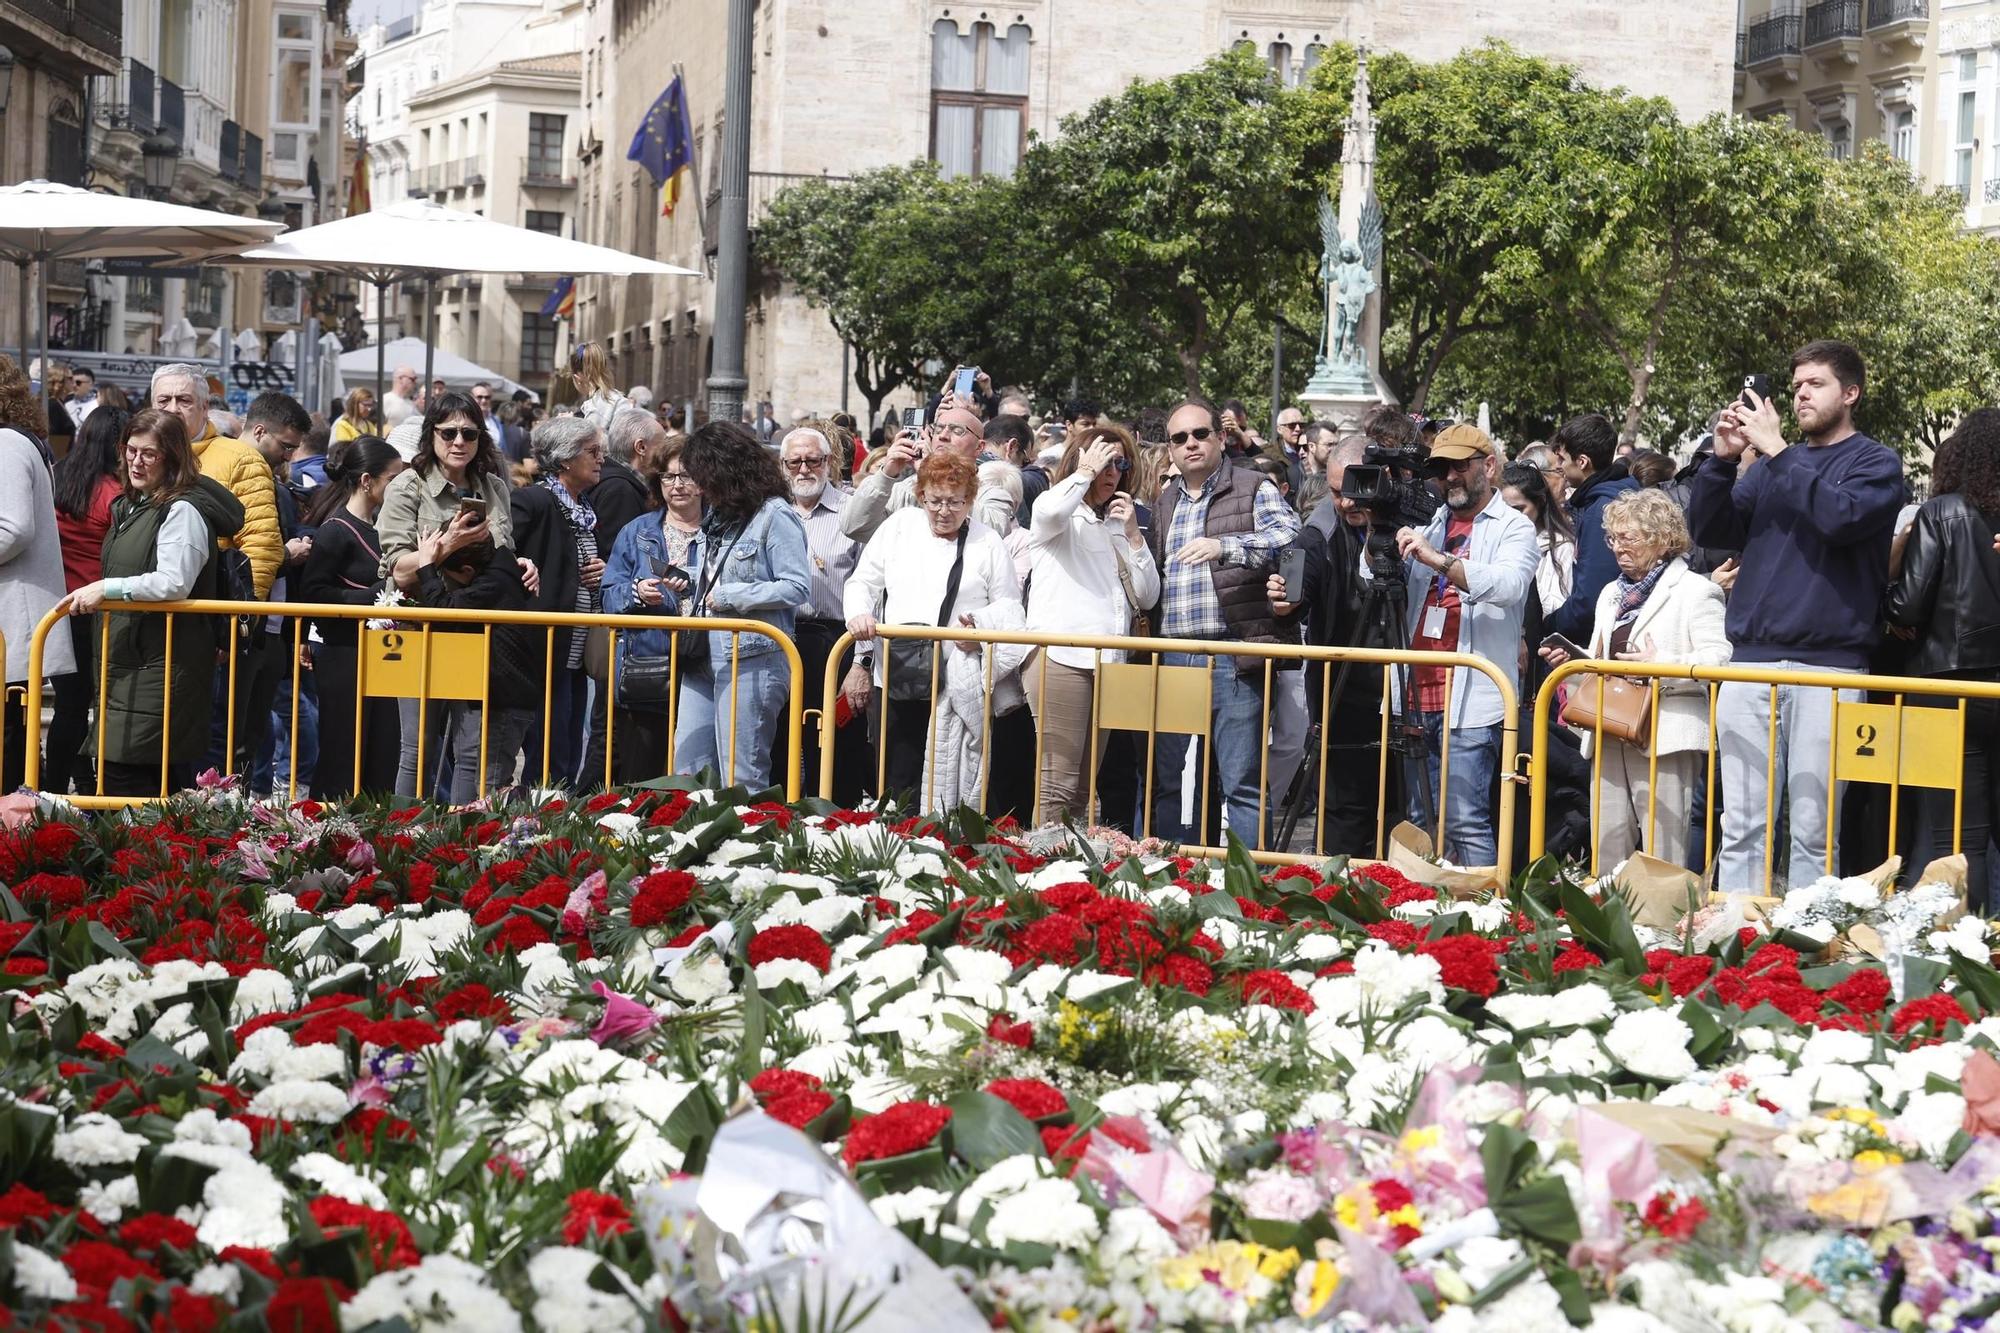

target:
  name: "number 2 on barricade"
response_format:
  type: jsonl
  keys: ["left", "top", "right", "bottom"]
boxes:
{"left": 362, "top": 630, "right": 490, "bottom": 701}
{"left": 1833, "top": 700, "right": 1962, "bottom": 790}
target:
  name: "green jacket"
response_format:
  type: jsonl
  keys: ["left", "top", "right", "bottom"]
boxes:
{"left": 98, "top": 477, "right": 246, "bottom": 767}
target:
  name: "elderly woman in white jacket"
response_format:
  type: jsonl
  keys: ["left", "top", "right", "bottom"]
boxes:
{"left": 1542, "top": 488, "right": 1730, "bottom": 868}
{"left": 1023, "top": 426, "right": 1161, "bottom": 824}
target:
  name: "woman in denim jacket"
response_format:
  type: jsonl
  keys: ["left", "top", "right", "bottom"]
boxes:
{"left": 603, "top": 442, "right": 704, "bottom": 782}
{"left": 649, "top": 422, "right": 807, "bottom": 790}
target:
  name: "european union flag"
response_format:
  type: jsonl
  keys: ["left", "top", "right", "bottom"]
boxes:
{"left": 627, "top": 74, "right": 695, "bottom": 217}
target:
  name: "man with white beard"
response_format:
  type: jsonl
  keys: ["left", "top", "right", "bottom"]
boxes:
{"left": 780, "top": 425, "right": 867, "bottom": 802}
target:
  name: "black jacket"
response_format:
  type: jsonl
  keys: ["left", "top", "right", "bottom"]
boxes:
{"left": 585, "top": 459, "right": 650, "bottom": 554}
{"left": 508, "top": 482, "right": 583, "bottom": 616}
{"left": 1284, "top": 501, "right": 1380, "bottom": 707}
{"left": 414, "top": 545, "right": 547, "bottom": 706}
{"left": 1883, "top": 492, "right": 2000, "bottom": 678}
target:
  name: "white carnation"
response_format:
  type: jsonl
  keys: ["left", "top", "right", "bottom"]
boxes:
{"left": 343, "top": 1254, "right": 523, "bottom": 1332}
{"left": 248, "top": 1079, "right": 352, "bottom": 1123}
{"left": 293, "top": 1151, "right": 389, "bottom": 1207}
{"left": 13, "top": 1244, "right": 78, "bottom": 1300}
{"left": 526, "top": 1247, "right": 644, "bottom": 1333}
{"left": 1604, "top": 1008, "right": 1697, "bottom": 1081}
{"left": 53, "top": 1112, "right": 147, "bottom": 1167}
{"left": 78, "top": 1174, "right": 141, "bottom": 1224}
{"left": 983, "top": 1176, "right": 1099, "bottom": 1250}
{"left": 869, "top": 1186, "right": 953, "bottom": 1230}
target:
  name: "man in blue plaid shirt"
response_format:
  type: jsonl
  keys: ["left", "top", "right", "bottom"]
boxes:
{"left": 1145, "top": 397, "right": 1300, "bottom": 844}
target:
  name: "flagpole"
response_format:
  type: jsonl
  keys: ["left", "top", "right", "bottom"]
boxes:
{"left": 674, "top": 62, "right": 712, "bottom": 272}
{"left": 704, "top": 1, "right": 752, "bottom": 428}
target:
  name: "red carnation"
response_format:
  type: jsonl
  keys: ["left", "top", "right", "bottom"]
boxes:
{"left": 562, "top": 1189, "right": 633, "bottom": 1244}
{"left": 627, "top": 869, "right": 697, "bottom": 928}
{"left": 985, "top": 1078, "right": 1068, "bottom": 1120}
{"left": 0, "top": 1183, "right": 60, "bottom": 1231}
{"left": 265, "top": 1276, "right": 353, "bottom": 1333}
{"left": 742, "top": 802, "right": 794, "bottom": 830}
{"left": 1417, "top": 935, "right": 1501, "bottom": 998}
{"left": 18, "top": 872, "right": 86, "bottom": 912}
{"left": 1014, "top": 913, "right": 1088, "bottom": 966}
{"left": 357, "top": 1018, "right": 443, "bottom": 1051}
{"left": 162, "top": 1286, "right": 225, "bottom": 1333}
{"left": 1891, "top": 993, "right": 1973, "bottom": 1040}
{"left": 1037, "top": 882, "right": 1100, "bottom": 913}
{"left": 432, "top": 982, "right": 513, "bottom": 1024}
{"left": 1825, "top": 967, "right": 1892, "bottom": 1017}
{"left": 750, "top": 1068, "right": 823, "bottom": 1101}
{"left": 0, "top": 920, "right": 33, "bottom": 953}
{"left": 646, "top": 792, "right": 695, "bottom": 827}
{"left": 119, "top": 1212, "right": 199, "bottom": 1252}
{"left": 763, "top": 1089, "right": 835, "bottom": 1129}
{"left": 486, "top": 915, "right": 552, "bottom": 953}
{"left": 62, "top": 1239, "right": 162, "bottom": 1296}
{"left": 841, "top": 1101, "right": 952, "bottom": 1169}
{"left": 1642, "top": 1191, "right": 1709, "bottom": 1241}
{"left": 986, "top": 1013, "right": 1033, "bottom": 1048}
{"left": 746, "top": 924, "right": 832, "bottom": 973}
{"left": 1238, "top": 969, "right": 1315, "bottom": 1013}
{"left": 308, "top": 1196, "right": 420, "bottom": 1270}
{"left": 1664, "top": 954, "right": 1716, "bottom": 998}
{"left": 32, "top": 820, "right": 83, "bottom": 862}
{"left": 1364, "top": 919, "right": 1425, "bottom": 951}
{"left": 1551, "top": 943, "right": 1604, "bottom": 973}
{"left": 1144, "top": 952, "right": 1215, "bottom": 996}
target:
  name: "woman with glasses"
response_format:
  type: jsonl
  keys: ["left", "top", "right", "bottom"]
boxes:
{"left": 334, "top": 387, "right": 377, "bottom": 444}
{"left": 846, "top": 451, "right": 1023, "bottom": 806}
{"left": 58, "top": 410, "right": 245, "bottom": 797}
{"left": 509, "top": 416, "right": 605, "bottom": 786}
{"left": 375, "top": 391, "right": 518, "bottom": 798}
{"left": 1022, "top": 426, "right": 1159, "bottom": 824}
{"left": 673, "top": 421, "right": 809, "bottom": 790}
{"left": 601, "top": 438, "right": 703, "bottom": 782}
{"left": 1539, "top": 488, "right": 1729, "bottom": 868}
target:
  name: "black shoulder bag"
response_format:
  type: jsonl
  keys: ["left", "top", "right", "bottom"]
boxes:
{"left": 886, "top": 524, "right": 970, "bottom": 702}
{"left": 616, "top": 520, "right": 746, "bottom": 708}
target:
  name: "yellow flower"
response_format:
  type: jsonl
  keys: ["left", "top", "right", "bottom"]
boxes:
{"left": 1852, "top": 1150, "right": 1904, "bottom": 1172}
{"left": 1156, "top": 1256, "right": 1204, "bottom": 1292}
{"left": 1385, "top": 1204, "right": 1423, "bottom": 1234}
{"left": 1399, "top": 1126, "right": 1442, "bottom": 1155}
{"left": 1258, "top": 1246, "right": 1302, "bottom": 1281}
{"left": 1293, "top": 1260, "right": 1342, "bottom": 1318}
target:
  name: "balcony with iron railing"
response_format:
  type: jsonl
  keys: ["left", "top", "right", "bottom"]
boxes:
{"left": 1745, "top": 11, "right": 1803, "bottom": 65}
{"left": 520, "top": 156, "right": 576, "bottom": 189}
{"left": 219, "top": 120, "right": 240, "bottom": 181}
{"left": 95, "top": 58, "right": 158, "bottom": 135}
{"left": 244, "top": 133, "right": 263, "bottom": 191}
{"left": 1866, "top": 0, "right": 1926, "bottom": 28}
{"left": 462, "top": 156, "right": 484, "bottom": 188}
{"left": 12, "top": 0, "right": 121, "bottom": 62}
{"left": 126, "top": 277, "right": 162, "bottom": 315}
{"left": 1804, "top": 0, "right": 1862, "bottom": 46}
{"left": 159, "top": 78, "right": 186, "bottom": 146}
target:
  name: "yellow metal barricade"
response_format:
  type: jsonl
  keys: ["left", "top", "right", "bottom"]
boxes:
{"left": 20, "top": 600, "right": 806, "bottom": 808}
{"left": 1527, "top": 659, "right": 2000, "bottom": 894}
{"left": 818, "top": 625, "right": 1521, "bottom": 876}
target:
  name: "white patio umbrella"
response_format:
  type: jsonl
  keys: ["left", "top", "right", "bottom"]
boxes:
{"left": 337, "top": 336, "right": 537, "bottom": 402}
{"left": 224, "top": 198, "right": 699, "bottom": 407}
{"left": 0, "top": 180, "right": 284, "bottom": 417}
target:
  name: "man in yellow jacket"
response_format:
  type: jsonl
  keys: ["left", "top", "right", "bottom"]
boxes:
{"left": 147, "top": 364, "right": 284, "bottom": 597}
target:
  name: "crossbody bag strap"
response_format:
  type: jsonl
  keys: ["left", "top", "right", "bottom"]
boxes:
{"left": 934, "top": 523, "right": 970, "bottom": 626}
{"left": 690, "top": 523, "right": 746, "bottom": 619}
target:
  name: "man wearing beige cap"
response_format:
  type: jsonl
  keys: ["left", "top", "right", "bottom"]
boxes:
{"left": 1360, "top": 421, "right": 1538, "bottom": 866}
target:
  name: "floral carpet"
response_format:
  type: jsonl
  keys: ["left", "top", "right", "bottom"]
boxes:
{"left": 1, "top": 782, "right": 1996, "bottom": 1331}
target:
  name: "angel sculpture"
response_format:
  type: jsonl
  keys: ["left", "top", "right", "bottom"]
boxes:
{"left": 1319, "top": 197, "right": 1384, "bottom": 369}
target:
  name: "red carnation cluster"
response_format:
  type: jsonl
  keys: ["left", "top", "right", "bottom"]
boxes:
{"left": 1417, "top": 934, "right": 1503, "bottom": 998}
{"left": 265, "top": 1276, "right": 353, "bottom": 1333}
{"left": 1643, "top": 1190, "right": 1709, "bottom": 1241}
{"left": 308, "top": 1196, "right": 420, "bottom": 1270}
{"left": 742, "top": 802, "right": 794, "bottom": 830}
{"left": 750, "top": 1067, "right": 836, "bottom": 1128}
{"left": 1891, "top": 994, "right": 1973, "bottom": 1041}
{"left": 984, "top": 1078, "right": 1067, "bottom": 1120}
{"left": 561, "top": 1189, "right": 633, "bottom": 1244}
{"left": 746, "top": 924, "right": 833, "bottom": 973}
{"left": 841, "top": 1101, "right": 952, "bottom": 1169}
{"left": 1238, "top": 969, "right": 1315, "bottom": 1014}
{"left": 627, "top": 869, "right": 697, "bottom": 928}
{"left": 986, "top": 1013, "right": 1034, "bottom": 1048}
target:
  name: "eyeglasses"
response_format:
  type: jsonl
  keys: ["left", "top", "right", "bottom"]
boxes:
{"left": 1169, "top": 427, "right": 1216, "bottom": 446}
{"left": 1605, "top": 533, "right": 1648, "bottom": 551}
{"left": 1279, "top": 420, "right": 1302, "bottom": 432}
{"left": 1098, "top": 456, "right": 1132, "bottom": 475}
{"left": 1437, "top": 457, "right": 1483, "bottom": 474}
{"left": 661, "top": 471, "right": 696, "bottom": 488}
{"left": 124, "top": 445, "right": 161, "bottom": 464}
{"left": 71, "top": 377, "right": 92, "bottom": 386}
{"left": 922, "top": 497, "right": 968, "bottom": 513}
{"left": 471, "top": 395, "right": 492, "bottom": 405}
{"left": 783, "top": 456, "right": 827, "bottom": 471}
{"left": 433, "top": 427, "right": 481, "bottom": 444}
{"left": 936, "top": 423, "right": 977, "bottom": 439}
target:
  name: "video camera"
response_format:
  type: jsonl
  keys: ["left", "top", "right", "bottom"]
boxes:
{"left": 1342, "top": 443, "right": 1440, "bottom": 578}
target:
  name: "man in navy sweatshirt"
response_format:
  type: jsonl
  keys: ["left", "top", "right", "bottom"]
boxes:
{"left": 1687, "top": 339, "right": 1903, "bottom": 894}
{"left": 1544, "top": 413, "right": 1638, "bottom": 643}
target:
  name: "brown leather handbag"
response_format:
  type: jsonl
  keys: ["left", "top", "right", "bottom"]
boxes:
{"left": 1561, "top": 673, "right": 1654, "bottom": 747}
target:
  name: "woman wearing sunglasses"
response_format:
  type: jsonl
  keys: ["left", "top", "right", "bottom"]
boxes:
{"left": 1021, "top": 424, "right": 1159, "bottom": 824}
{"left": 374, "top": 392, "right": 519, "bottom": 797}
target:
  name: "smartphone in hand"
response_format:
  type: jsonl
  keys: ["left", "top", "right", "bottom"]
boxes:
{"left": 1278, "top": 547, "right": 1307, "bottom": 605}
{"left": 1540, "top": 632, "right": 1589, "bottom": 661}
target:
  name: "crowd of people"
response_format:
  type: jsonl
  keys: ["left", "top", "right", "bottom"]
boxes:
{"left": 0, "top": 338, "right": 1994, "bottom": 905}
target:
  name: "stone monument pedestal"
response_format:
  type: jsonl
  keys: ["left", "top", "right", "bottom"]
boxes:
{"left": 1300, "top": 357, "right": 1396, "bottom": 434}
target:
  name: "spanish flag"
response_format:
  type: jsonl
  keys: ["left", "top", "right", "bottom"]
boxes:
{"left": 541, "top": 276, "right": 575, "bottom": 321}
{"left": 627, "top": 74, "right": 695, "bottom": 218}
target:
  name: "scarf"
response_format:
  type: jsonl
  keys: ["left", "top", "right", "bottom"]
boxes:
{"left": 543, "top": 475, "right": 601, "bottom": 666}
{"left": 1612, "top": 559, "right": 1668, "bottom": 630}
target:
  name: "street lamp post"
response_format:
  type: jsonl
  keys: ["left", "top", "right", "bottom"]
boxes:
{"left": 140, "top": 133, "right": 180, "bottom": 199}
{"left": 704, "top": 0, "right": 753, "bottom": 428}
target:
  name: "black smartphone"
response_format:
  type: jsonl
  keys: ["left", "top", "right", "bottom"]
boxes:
{"left": 651, "top": 559, "right": 690, "bottom": 584}
{"left": 1540, "top": 632, "right": 1589, "bottom": 661}
{"left": 1740, "top": 374, "right": 1772, "bottom": 409}
{"left": 456, "top": 495, "right": 488, "bottom": 523}
{"left": 1279, "top": 547, "right": 1307, "bottom": 604}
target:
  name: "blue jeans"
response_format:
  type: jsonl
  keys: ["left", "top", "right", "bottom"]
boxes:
{"left": 675, "top": 650, "right": 789, "bottom": 792}
{"left": 1403, "top": 714, "right": 1502, "bottom": 867}
{"left": 1150, "top": 652, "right": 1267, "bottom": 847}
{"left": 256, "top": 667, "right": 319, "bottom": 798}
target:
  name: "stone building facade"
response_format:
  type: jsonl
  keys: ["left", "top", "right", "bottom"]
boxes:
{"left": 576, "top": 0, "right": 1737, "bottom": 424}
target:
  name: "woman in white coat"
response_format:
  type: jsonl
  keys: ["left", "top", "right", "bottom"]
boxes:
{"left": 0, "top": 356, "right": 75, "bottom": 790}
{"left": 1542, "top": 488, "right": 1729, "bottom": 868}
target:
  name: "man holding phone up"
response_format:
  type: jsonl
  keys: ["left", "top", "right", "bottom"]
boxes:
{"left": 840, "top": 393, "right": 986, "bottom": 544}
{"left": 1687, "top": 340, "right": 1902, "bottom": 893}
{"left": 1363, "top": 424, "right": 1538, "bottom": 868}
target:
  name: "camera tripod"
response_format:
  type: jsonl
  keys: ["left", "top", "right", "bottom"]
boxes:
{"left": 1273, "top": 529, "right": 1438, "bottom": 853}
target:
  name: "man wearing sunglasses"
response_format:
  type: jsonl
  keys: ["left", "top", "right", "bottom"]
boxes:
{"left": 64, "top": 367, "right": 98, "bottom": 430}
{"left": 1361, "top": 422, "right": 1538, "bottom": 869}
{"left": 839, "top": 393, "right": 986, "bottom": 545}
{"left": 1144, "top": 395, "right": 1301, "bottom": 846}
